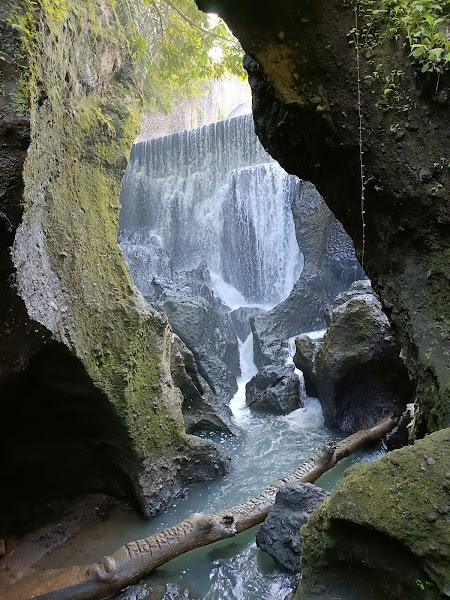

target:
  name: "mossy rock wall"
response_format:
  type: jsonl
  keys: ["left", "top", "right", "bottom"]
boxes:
{"left": 296, "top": 428, "right": 450, "bottom": 599}
{"left": 0, "top": 0, "right": 211, "bottom": 521}
{"left": 196, "top": 0, "right": 450, "bottom": 435}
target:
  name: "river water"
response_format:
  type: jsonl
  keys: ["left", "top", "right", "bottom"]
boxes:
{"left": 38, "top": 329, "right": 384, "bottom": 600}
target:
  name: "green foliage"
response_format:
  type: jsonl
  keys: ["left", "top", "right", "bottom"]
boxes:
{"left": 114, "top": 0, "right": 246, "bottom": 112}
{"left": 356, "top": 0, "right": 450, "bottom": 74}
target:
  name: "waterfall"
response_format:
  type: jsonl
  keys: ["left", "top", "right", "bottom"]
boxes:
{"left": 119, "top": 114, "right": 302, "bottom": 306}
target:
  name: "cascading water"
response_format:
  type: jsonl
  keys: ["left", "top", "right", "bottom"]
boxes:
{"left": 119, "top": 114, "right": 302, "bottom": 305}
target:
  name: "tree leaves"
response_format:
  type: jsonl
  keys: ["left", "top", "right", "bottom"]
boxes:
{"left": 115, "top": 0, "right": 246, "bottom": 113}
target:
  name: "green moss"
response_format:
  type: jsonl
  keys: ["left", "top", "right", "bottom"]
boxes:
{"left": 300, "top": 429, "right": 450, "bottom": 598}
{"left": 13, "top": 0, "right": 188, "bottom": 466}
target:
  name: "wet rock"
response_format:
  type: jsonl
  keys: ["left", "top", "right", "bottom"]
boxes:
{"left": 256, "top": 482, "right": 329, "bottom": 573}
{"left": 180, "top": 435, "right": 231, "bottom": 483}
{"left": 251, "top": 182, "right": 364, "bottom": 370}
{"left": 163, "top": 297, "right": 240, "bottom": 404}
{"left": 245, "top": 364, "right": 305, "bottom": 414}
{"left": 333, "top": 279, "right": 377, "bottom": 308}
{"left": 230, "top": 306, "right": 264, "bottom": 342}
{"left": 170, "top": 335, "right": 239, "bottom": 436}
{"left": 315, "top": 289, "right": 414, "bottom": 432}
{"left": 298, "top": 429, "right": 450, "bottom": 599}
{"left": 293, "top": 335, "right": 322, "bottom": 397}
{"left": 119, "top": 232, "right": 224, "bottom": 310}
{"left": 385, "top": 403, "right": 415, "bottom": 450}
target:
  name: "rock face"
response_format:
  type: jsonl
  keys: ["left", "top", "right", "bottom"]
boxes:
{"left": 163, "top": 298, "right": 240, "bottom": 405}
{"left": 230, "top": 306, "right": 264, "bottom": 342}
{"left": 251, "top": 181, "right": 364, "bottom": 369}
{"left": 0, "top": 0, "right": 227, "bottom": 525}
{"left": 245, "top": 364, "right": 305, "bottom": 414}
{"left": 297, "top": 428, "right": 450, "bottom": 600}
{"left": 170, "top": 336, "right": 239, "bottom": 435}
{"left": 256, "top": 482, "right": 329, "bottom": 573}
{"left": 293, "top": 335, "right": 322, "bottom": 397}
{"left": 195, "top": 0, "right": 449, "bottom": 434}
{"left": 315, "top": 286, "right": 414, "bottom": 432}
{"left": 120, "top": 230, "right": 241, "bottom": 407}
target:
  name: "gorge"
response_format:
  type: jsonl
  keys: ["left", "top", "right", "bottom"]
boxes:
{"left": 0, "top": 0, "right": 449, "bottom": 599}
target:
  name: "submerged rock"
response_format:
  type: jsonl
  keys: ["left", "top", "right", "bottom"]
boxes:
{"left": 293, "top": 335, "right": 322, "bottom": 397}
{"left": 315, "top": 287, "right": 414, "bottom": 432}
{"left": 256, "top": 482, "right": 329, "bottom": 573}
{"left": 297, "top": 428, "right": 450, "bottom": 599}
{"left": 245, "top": 364, "right": 305, "bottom": 414}
{"left": 251, "top": 182, "right": 364, "bottom": 370}
{"left": 114, "top": 582, "right": 191, "bottom": 600}
{"left": 163, "top": 297, "right": 240, "bottom": 404}
{"left": 170, "top": 335, "right": 239, "bottom": 436}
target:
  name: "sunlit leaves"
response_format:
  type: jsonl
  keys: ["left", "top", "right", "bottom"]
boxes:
{"left": 115, "top": 0, "right": 246, "bottom": 112}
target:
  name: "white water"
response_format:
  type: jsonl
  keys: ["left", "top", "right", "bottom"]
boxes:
{"left": 119, "top": 114, "right": 302, "bottom": 305}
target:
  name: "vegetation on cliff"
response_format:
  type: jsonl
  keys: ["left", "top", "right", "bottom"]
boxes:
{"left": 352, "top": 0, "right": 450, "bottom": 74}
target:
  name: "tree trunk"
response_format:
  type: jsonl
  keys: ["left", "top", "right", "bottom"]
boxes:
{"left": 4, "top": 413, "right": 398, "bottom": 600}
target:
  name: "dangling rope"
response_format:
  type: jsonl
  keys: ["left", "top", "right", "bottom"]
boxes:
{"left": 354, "top": 3, "right": 366, "bottom": 271}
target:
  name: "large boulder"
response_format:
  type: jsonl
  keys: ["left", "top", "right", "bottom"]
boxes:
{"left": 170, "top": 336, "right": 239, "bottom": 436}
{"left": 297, "top": 428, "right": 450, "bottom": 600}
{"left": 245, "top": 364, "right": 305, "bottom": 414}
{"left": 251, "top": 182, "right": 364, "bottom": 370}
{"left": 315, "top": 288, "right": 414, "bottom": 432}
{"left": 256, "top": 482, "right": 329, "bottom": 573}
{"left": 293, "top": 335, "right": 322, "bottom": 397}
{"left": 163, "top": 297, "right": 240, "bottom": 404}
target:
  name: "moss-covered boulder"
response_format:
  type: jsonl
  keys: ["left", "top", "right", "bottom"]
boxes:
{"left": 0, "top": 0, "right": 227, "bottom": 525}
{"left": 296, "top": 428, "right": 450, "bottom": 599}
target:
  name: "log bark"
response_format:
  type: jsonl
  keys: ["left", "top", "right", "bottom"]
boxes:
{"left": 4, "top": 413, "right": 398, "bottom": 600}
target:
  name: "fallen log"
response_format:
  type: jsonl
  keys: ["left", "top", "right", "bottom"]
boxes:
{"left": 4, "top": 413, "right": 398, "bottom": 600}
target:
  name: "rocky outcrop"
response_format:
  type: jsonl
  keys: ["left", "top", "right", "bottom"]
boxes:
{"left": 163, "top": 298, "right": 240, "bottom": 404}
{"left": 293, "top": 335, "right": 322, "bottom": 397}
{"left": 315, "top": 286, "right": 414, "bottom": 432}
{"left": 297, "top": 428, "right": 450, "bottom": 599}
{"left": 230, "top": 306, "right": 264, "bottom": 342}
{"left": 0, "top": 0, "right": 227, "bottom": 525}
{"left": 245, "top": 364, "right": 305, "bottom": 414}
{"left": 170, "top": 335, "right": 239, "bottom": 435}
{"left": 251, "top": 181, "right": 364, "bottom": 370}
{"left": 120, "top": 231, "right": 241, "bottom": 407}
{"left": 256, "top": 482, "right": 329, "bottom": 573}
{"left": 196, "top": 0, "right": 449, "bottom": 434}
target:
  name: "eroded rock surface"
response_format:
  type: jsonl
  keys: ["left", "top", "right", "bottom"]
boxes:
{"left": 297, "top": 428, "right": 450, "bottom": 599}
{"left": 245, "top": 364, "right": 305, "bottom": 414}
{"left": 0, "top": 0, "right": 226, "bottom": 525}
{"left": 170, "top": 335, "right": 239, "bottom": 435}
{"left": 256, "top": 482, "right": 329, "bottom": 573}
{"left": 163, "top": 298, "right": 240, "bottom": 405}
{"left": 315, "top": 287, "right": 414, "bottom": 431}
